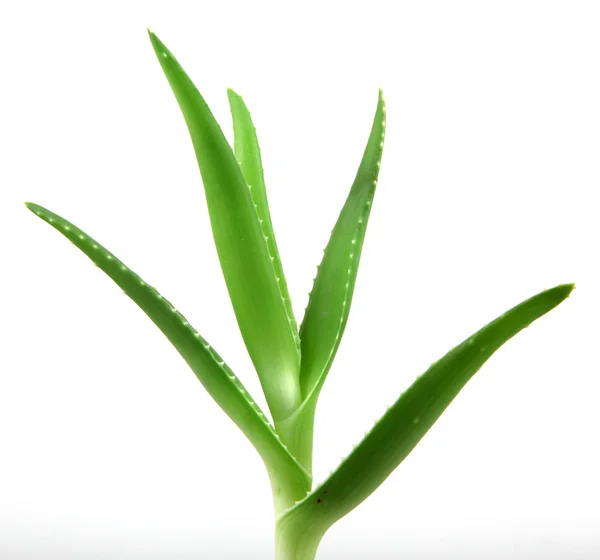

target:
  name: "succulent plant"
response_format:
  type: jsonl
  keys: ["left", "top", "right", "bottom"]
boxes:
{"left": 25, "top": 30, "right": 574, "bottom": 559}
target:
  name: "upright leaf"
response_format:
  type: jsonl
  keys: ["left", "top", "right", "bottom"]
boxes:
{"left": 25, "top": 202, "right": 311, "bottom": 514}
{"left": 277, "top": 283, "right": 574, "bottom": 552}
{"left": 147, "top": 31, "right": 301, "bottom": 422}
{"left": 227, "top": 88, "right": 300, "bottom": 362}
{"left": 277, "top": 91, "right": 386, "bottom": 472}
{"left": 300, "top": 89, "right": 386, "bottom": 400}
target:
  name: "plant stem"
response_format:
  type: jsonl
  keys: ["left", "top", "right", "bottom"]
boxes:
{"left": 274, "top": 516, "right": 324, "bottom": 560}
{"left": 275, "top": 392, "right": 319, "bottom": 475}
{"left": 267, "top": 466, "right": 312, "bottom": 517}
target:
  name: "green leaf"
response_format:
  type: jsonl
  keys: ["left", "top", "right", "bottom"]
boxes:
{"left": 300, "top": 89, "right": 386, "bottom": 400}
{"left": 147, "top": 31, "right": 301, "bottom": 422}
{"left": 275, "top": 90, "right": 386, "bottom": 472}
{"left": 25, "top": 202, "right": 311, "bottom": 513}
{"left": 226, "top": 88, "right": 300, "bottom": 370}
{"left": 276, "top": 283, "right": 574, "bottom": 547}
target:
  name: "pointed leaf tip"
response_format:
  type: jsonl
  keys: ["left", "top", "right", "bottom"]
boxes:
{"left": 26, "top": 202, "right": 310, "bottom": 508}
{"left": 278, "top": 282, "right": 573, "bottom": 541}
{"left": 561, "top": 282, "right": 575, "bottom": 295}
{"left": 299, "top": 89, "right": 386, "bottom": 400}
{"left": 148, "top": 30, "right": 169, "bottom": 59}
{"left": 150, "top": 33, "right": 302, "bottom": 424}
{"left": 25, "top": 201, "right": 43, "bottom": 215}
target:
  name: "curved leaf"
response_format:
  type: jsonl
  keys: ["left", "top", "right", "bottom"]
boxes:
{"left": 148, "top": 31, "right": 301, "bottom": 422}
{"left": 299, "top": 89, "right": 386, "bottom": 400}
{"left": 277, "top": 90, "right": 386, "bottom": 472}
{"left": 226, "top": 88, "right": 299, "bottom": 359}
{"left": 276, "top": 283, "right": 574, "bottom": 548}
{"left": 25, "top": 202, "right": 310, "bottom": 513}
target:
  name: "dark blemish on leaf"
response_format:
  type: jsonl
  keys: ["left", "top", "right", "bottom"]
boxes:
{"left": 317, "top": 498, "right": 322, "bottom": 503}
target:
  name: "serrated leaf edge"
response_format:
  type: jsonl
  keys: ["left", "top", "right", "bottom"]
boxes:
{"left": 25, "top": 202, "right": 310, "bottom": 483}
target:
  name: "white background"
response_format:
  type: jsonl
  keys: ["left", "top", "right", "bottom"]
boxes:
{"left": 1, "top": 1, "right": 599, "bottom": 558}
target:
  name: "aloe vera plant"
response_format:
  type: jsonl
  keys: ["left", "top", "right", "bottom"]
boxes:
{"left": 25, "top": 30, "right": 574, "bottom": 559}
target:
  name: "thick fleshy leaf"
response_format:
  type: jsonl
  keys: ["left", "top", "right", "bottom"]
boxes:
{"left": 299, "top": 89, "right": 386, "bottom": 400}
{"left": 148, "top": 31, "right": 301, "bottom": 422}
{"left": 276, "top": 283, "right": 574, "bottom": 551}
{"left": 226, "top": 88, "right": 299, "bottom": 361}
{"left": 25, "top": 202, "right": 310, "bottom": 513}
{"left": 276, "top": 90, "right": 386, "bottom": 472}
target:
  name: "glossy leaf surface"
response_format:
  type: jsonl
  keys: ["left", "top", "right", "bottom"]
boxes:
{"left": 299, "top": 89, "right": 386, "bottom": 400}
{"left": 277, "top": 283, "right": 574, "bottom": 550}
{"left": 276, "top": 90, "right": 386, "bottom": 472}
{"left": 227, "top": 88, "right": 300, "bottom": 364}
{"left": 148, "top": 32, "right": 301, "bottom": 422}
{"left": 25, "top": 202, "right": 310, "bottom": 512}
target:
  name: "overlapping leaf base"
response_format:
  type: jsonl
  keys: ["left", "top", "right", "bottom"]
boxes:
{"left": 25, "top": 30, "right": 574, "bottom": 560}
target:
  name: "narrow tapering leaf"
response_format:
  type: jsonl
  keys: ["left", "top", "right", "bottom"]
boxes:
{"left": 227, "top": 88, "right": 300, "bottom": 360}
{"left": 25, "top": 202, "right": 310, "bottom": 512}
{"left": 277, "top": 284, "right": 573, "bottom": 548}
{"left": 148, "top": 31, "right": 301, "bottom": 422}
{"left": 276, "top": 91, "right": 386, "bottom": 472}
{"left": 299, "top": 89, "right": 386, "bottom": 400}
